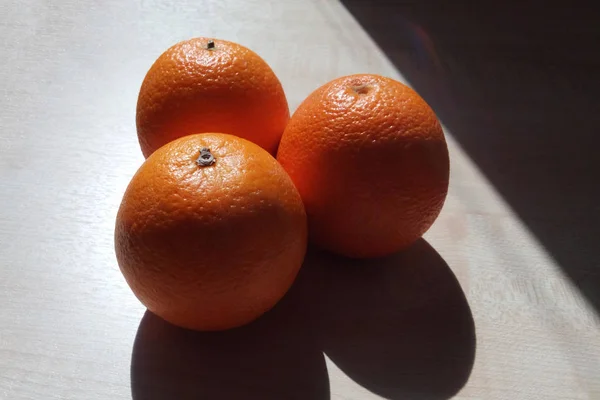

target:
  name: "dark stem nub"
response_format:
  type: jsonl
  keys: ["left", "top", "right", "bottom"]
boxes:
{"left": 207, "top": 40, "right": 215, "bottom": 50}
{"left": 352, "top": 84, "right": 369, "bottom": 95}
{"left": 196, "top": 147, "right": 216, "bottom": 167}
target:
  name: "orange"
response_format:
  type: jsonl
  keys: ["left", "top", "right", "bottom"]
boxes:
{"left": 115, "top": 133, "right": 307, "bottom": 331}
{"left": 277, "top": 74, "right": 449, "bottom": 258}
{"left": 136, "top": 37, "right": 289, "bottom": 158}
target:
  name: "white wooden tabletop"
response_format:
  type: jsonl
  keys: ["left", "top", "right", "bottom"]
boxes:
{"left": 1, "top": 1, "right": 599, "bottom": 399}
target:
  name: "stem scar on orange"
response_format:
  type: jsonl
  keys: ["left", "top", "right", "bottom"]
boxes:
{"left": 115, "top": 133, "right": 307, "bottom": 331}
{"left": 277, "top": 74, "right": 449, "bottom": 258}
{"left": 136, "top": 37, "right": 290, "bottom": 158}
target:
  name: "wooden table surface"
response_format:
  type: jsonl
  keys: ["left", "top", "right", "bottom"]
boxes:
{"left": 1, "top": 1, "right": 599, "bottom": 399}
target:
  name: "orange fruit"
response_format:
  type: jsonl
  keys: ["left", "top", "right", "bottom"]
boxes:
{"left": 136, "top": 37, "right": 289, "bottom": 158}
{"left": 115, "top": 133, "right": 307, "bottom": 331}
{"left": 277, "top": 74, "right": 449, "bottom": 258}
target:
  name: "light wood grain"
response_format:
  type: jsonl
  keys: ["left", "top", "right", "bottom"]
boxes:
{"left": 1, "top": 1, "right": 599, "bottom": 399}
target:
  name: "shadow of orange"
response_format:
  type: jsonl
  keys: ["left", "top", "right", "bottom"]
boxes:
{"left": 301, "top": 239, "right": 476, "bottom": 399}
{"left": 130, "top": 239, "right": 475, "bottom": 399}
{"left": 130, "top": 277, "right": 330, "bottom": 399}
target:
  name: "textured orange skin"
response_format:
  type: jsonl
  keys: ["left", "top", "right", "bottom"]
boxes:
{"left": 115, "top": 133, "right": 307, "bottom": 331}
{"left": 136, "top": 38, "right": 289, "bottom": 158}
{"left": 277, "top": 74, "right": 449, "bottom": 258}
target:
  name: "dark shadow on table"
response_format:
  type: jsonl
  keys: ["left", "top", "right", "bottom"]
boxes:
{"left": 300, "top": 239, "right": 476, "bottom": 399}
{"left": 131, "top": 239, "right": 474, "bottom": 399}
{"left": 340, "top": 0, "right": 600, "bottom": 313}
{"left": 130, "top": 273, "right": 330, "bottom": 400}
